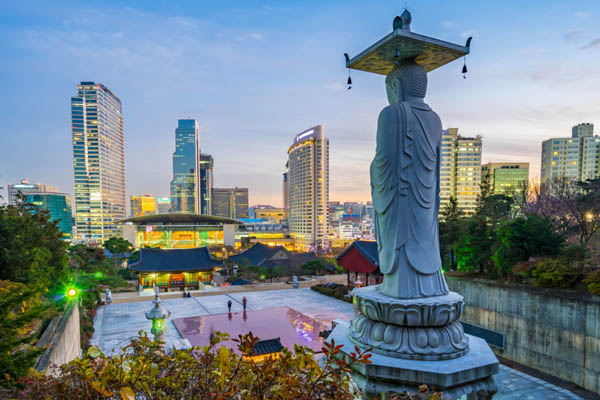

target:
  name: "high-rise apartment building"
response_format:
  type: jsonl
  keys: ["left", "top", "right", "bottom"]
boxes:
{"left": 541, "top": 123, "right": 600, "bottom": 183}
{"left": 440, "top": 128, "right": 482, "bottom": 214}
{"left": 8, "top": 178, "right": 58, "bottom": 205}
{"left": 481, "top": 163, "right": 529, "bottom": 196}
{"left": 211, "top": 187, "right": 249, "bottom": 219}
{"left": 157, "top": 197, "right": 171, "bottom": 214}
{"left": 170, "top": 119, "right": 200, "bottom": 214}
{"left": 71, "top": 82, "right": 126, "bottom": 243}
{"left": 130, "top": 194, "right": 156, "bottom": 217}
{"left": 287, "top": 125, "right": 329, "bottom": 250}
{"left": 199, "top": 153, "right": 213, "bottom": 215}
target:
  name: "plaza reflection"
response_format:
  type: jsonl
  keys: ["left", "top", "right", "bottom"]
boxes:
{"left": 172, "top": 307, "right": 329, "bottom": 354}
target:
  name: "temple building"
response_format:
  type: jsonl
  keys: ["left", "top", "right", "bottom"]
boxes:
{"left": 120, "top": 213, "right": 238, "bottom": 249}
{"left": 129, "top": 247, "right": 222, "bottom": 290}
{"left": 336, "top": 240, "right": 382, "bottom": 287}
{"left": 229, "top": 242, "right": 290, "bottom": 268}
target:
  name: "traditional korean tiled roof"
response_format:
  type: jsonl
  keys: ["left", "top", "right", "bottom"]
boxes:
{"left": 252, "top": 338, "right": 283, "bottom": 356}
{"left": 336, "top": 240, "right": 379, "bottom": 266}
{"left": 129, "top": 247, "right": 222, "bottom": 272}
{"left": 228, "top": 243, "right": 289, "bottom": 267}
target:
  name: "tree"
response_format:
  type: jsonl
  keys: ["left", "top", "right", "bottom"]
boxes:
{"left": 491, "top": 215, "right": 564, "bottom": 279}
{"left": 103, "top": 237, "right": 134, "bottom": 271}
{"left": 527, "top": 178, "right": 600, "bottom": 248}
{"left": 0, "top": 202, "right": 68, "bottom": 288}
{"left": 0, "top": 280, "right": 53, "bottom": 387}
{"left": 439, "top": 196, "right": 465, "bottom": 270}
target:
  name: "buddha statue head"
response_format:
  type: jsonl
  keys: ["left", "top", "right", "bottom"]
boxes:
{"left": 385, "top": 59, "right": 427, "bottom": 104}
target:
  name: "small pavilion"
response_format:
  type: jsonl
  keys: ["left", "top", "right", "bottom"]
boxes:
{"left": 336, "top": 240, "right": 382, "bottom": 287}
{"left": 129, "top": 247, "right": 222, "bottom": 291}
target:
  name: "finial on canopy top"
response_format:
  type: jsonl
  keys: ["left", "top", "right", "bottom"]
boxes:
{"left": 393, "top": 9, "right": 412, "bottom": 31}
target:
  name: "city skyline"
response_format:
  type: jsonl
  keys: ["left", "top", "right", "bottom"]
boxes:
{"left": 1, "top": 1, "right": 600, "bottom": 206}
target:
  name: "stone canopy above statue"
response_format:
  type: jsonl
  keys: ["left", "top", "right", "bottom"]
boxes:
{"left": 345, "top": 10, "right": 471, "bottom": 75}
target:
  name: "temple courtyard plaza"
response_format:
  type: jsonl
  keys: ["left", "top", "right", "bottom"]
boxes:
{"left": 92, "top": 288, "right": 583, "bottom": 400}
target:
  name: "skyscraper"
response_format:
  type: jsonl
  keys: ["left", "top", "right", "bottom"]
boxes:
{"left": 440, "top": 128, "right": 482, "bottom": 214}
{"left": 199, "top": 153, "right": 213, "bottom": 215}
{"left": 157, "top": 197, "right": 171, "bottom": 214}
{"left": 170, "top": 119, "right": 200, "bottom": 213}
{"left": 541, "top": 123, "right": 600, "bottom": 183}
{"left": 282, "top": 171, "right": 289, "bottom": 216}
{"left": 211, "top": 187, "right": 249, "bottom": 219}
{"left": 481, "top": 163, "right": 529, "bottom": 196}
{"left": 287, "top": 125, "right": 329, "bottom": 250}
{"left": 8, "top": 178, "right": 58, "bottom": 205}
{"left": 71, "top": 82, "right": 125, "bottom": 243}
{"left": 25, "top": 193, "right": 73, "bottom": 239}
{"left": 130, "top": 194, "right": 156, "bottom": 217}
{"left": 9, "top": 179, "right": 73, "bottom": 238}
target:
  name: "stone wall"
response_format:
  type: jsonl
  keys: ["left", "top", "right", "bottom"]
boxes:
{"left": 446, "top": 276, "right": 600, "bottom": 393}
{"left": 35, "top": 303, "right": 81, "bottom": 375}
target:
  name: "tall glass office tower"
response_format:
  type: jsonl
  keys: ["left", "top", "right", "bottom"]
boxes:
{"left": 199, "top": 153, "right": 213, "bottom": 215}
{"left": 287, "top": 125, "right": 329, "bottom": 251}
{"left": 170, "top": 119, "right": 200, "bottom": 213}
{"left": 71, "top": 82, "right": 126, "bottom": 243}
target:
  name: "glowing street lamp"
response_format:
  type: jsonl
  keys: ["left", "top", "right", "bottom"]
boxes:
{"left": 145, "top": 292, "right": 171, "bottom": 342}
{"left": 66, "top": 287, "right": 78, "bottom": 299}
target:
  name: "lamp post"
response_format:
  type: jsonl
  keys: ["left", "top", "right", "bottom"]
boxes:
{"left": 145, "top": 292, "right": 171, "bottom": 342}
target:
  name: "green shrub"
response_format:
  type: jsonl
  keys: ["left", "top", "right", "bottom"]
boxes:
{"left": 310, "top": 284, "right": 351, "bottom": 303}
{"left": 584, "top": 269, "right": 600, "bottom": 296}
{"left": 117, "top": 268, "right": 137, "bottom": 280}
{"left": 530, "top": 258, "right": 582, "bottom": 289}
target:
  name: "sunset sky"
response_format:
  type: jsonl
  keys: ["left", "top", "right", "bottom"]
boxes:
{"left": 1, "top": 0, "right": 599, "bottom": 207}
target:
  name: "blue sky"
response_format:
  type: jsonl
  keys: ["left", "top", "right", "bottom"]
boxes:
{"left": 1, "top": 1, "right": 599, "bottom": 207}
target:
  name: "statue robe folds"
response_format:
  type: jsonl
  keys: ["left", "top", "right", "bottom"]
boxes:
{"left": 371, "top": 102, "right": 449, "bottom": 299}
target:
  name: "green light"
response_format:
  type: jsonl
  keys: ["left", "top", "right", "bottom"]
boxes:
{"left": 94, "top": 271, "right": 103, "bottom": 279}
{"left": 66, "top": 288, "right": 78, "bottom": 298}
{"left": 260, "top": 274, "right": 266, "bottom": 280}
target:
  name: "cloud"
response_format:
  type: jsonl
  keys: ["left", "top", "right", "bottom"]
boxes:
{"left": 235, "top": 32, "right": 264, "bottom": 41}
{"left": 441, "top": 21, "right": 455, "bottom": 28}
{"left": 460, "top": 29, "right": 475, "bottom": 38}
{"left": 582, "top": 38, "right": 600, "bottom": 50}
{"left": 563, "top": 30, "right": 584, "bottom": 43}
{"left": 574, "top": 11, "right": 591, "bottom": 18}
{"left": 323, "top": 82, "right": 344, "bottom": 92}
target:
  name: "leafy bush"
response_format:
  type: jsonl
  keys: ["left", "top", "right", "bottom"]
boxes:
{"left": 117, "top": 268, "right": 137, "bottom": 280}
{"left": 584, "top": 269, "right": 600, "bottom": 296}
{"left": 7, "top": 331, "right": 374, "bottom": 399}
{"left": 311, "top": 284, "right": 352, "bottom": 303}
{"left": 530, "top": 258, "right": 582, "bottom": 289}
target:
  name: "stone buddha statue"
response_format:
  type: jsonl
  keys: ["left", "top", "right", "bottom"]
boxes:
{"left": 371, "top": 59, "right": 449, "bottom": 299}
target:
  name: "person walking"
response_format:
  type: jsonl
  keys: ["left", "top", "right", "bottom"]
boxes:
{"left": 227, "top": 299, "right": 232, "bottom": 312}
{"left": 242, "top": 296, "right": 247, "bottom": 311}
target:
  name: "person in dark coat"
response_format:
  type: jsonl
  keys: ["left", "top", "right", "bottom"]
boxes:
{"left": 242, "top": 296, "right": 247, "bottom": 311}
{"left": 227, "top": 299, "right": 232, "bottom": 312}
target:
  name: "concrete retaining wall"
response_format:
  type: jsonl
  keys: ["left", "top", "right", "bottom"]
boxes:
{"left": 446, "top": 276, "right": 600, "bottom": 393}
{"left": 35, "top": 303, "right": 80, "bottom": 375}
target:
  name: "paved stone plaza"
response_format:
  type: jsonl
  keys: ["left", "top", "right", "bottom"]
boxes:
{"left": 91, "top": 288, "right": 582, "bottom": 399}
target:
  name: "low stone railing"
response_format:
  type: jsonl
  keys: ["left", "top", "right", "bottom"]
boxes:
{"left": 446, "top": 276, "right": 600, "bottom": 393}
{"left": 35, "top": 302, "right": 81, "bottom": 375}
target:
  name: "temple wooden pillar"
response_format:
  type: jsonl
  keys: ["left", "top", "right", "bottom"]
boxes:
{"left": 366, "top": 273, "right": 369, "bottom": 286}
{"left": 347, "top": 270, "right": 350, "bottom": 286}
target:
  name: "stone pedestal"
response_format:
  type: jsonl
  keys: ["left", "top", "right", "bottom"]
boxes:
{"left": 335, "top": 285, "right": 499, "bottom": 399}
{"left": 331, "top": 323, "right": 498, "bottom": 399}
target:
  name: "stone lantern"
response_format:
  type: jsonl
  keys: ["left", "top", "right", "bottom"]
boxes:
{"left": 145, "top": 293, "right": 171, "bottom": 342}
